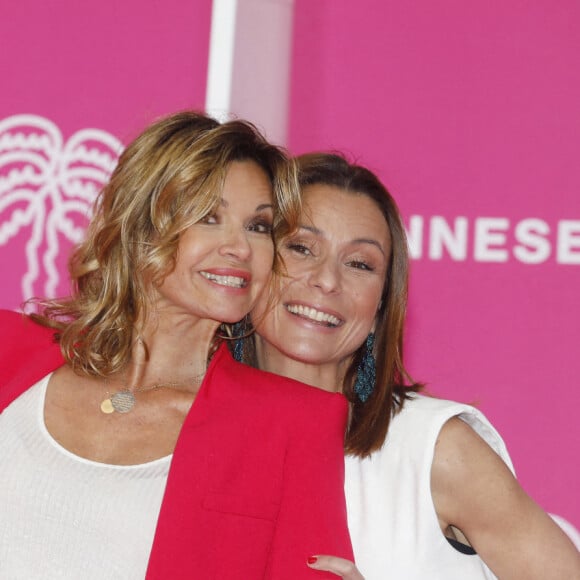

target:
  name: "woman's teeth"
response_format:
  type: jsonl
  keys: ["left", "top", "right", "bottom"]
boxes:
{"left": 286, "top": 304, "right": 341, "bottom": 327}
{"left": 201, "top": 272, "right": 246, "bottom": 288}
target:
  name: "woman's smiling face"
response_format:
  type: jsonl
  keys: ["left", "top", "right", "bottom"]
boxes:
{"left": 155, "top": 160, "right": 275, "bottom": 324}
{"left": 253, "top": 183, "right": 391, "bottom": 380}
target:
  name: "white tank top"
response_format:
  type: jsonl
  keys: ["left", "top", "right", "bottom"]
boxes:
{"left": 0, "top": 374, "right": 171, "bottom": 579}
{"left": 345, "top": 394, "right": 514, "bottom": 580}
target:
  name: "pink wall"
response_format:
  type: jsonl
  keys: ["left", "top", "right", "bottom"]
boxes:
{"left": 1, "top": 0, "right": 211, "bottom": 307}
{"left": 290, "top": 0, "right": 580, "bottom": 526}
{"left": 1, "top": 0, "right": 211, "bottom": 138}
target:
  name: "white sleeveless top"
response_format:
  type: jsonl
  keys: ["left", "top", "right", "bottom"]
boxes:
{"left": 345, "top": 394, "right": 514, "bottom": 580}
{"left": 0, "top": 374, "right": 171, "bottom": 579}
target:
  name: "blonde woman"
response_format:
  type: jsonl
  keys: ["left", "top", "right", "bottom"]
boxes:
{"left": 0, "top": 115, "right": 353, "bottom": 579}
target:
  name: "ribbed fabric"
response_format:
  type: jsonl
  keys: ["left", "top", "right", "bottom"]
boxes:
{"left": 0, "top": 374, "right": 171, "bottom": 580}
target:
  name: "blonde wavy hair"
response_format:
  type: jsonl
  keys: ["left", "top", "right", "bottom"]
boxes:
{"left": 32, "top": 111, "right": 300, "bottom": 377}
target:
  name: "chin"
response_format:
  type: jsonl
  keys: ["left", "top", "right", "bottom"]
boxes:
{"left": 220, "top": 314, "right": 249, "bottom": 324}
{"left": 211, "top": 303, "right": 254, "bottom": 324}
{"left": 286, "top": 349, "right": 330, "bottom": 365}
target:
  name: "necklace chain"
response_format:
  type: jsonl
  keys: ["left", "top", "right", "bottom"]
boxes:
{"left": 100, "top": 372, "right": 206, "bottom": 415}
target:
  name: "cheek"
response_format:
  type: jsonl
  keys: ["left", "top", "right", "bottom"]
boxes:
{"left": 251, "top": 244, "right": 275, "bottom": 279}
{"left": 346, "top": 287, "right": 383, "bottom": 340}
{"left": 351, "top": 282, "right": 383, "bottom": 314}
{"left": 366, "top": 289, "right": 384, "bottom": 318}
{"left": 252, "top": 300, "right": 281, "bottom": 347}
{"left": 252, "top": 274, "right": 273, "bottom": 304}
{"left": 253, "top": 278, "right": 289, "bottom": 331}
{"left": 283, "top": 257, "right": 312, "bottom": 279}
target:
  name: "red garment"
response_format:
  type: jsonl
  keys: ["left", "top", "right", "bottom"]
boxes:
{"left": 0, "top": 310, "right": 353, "bottom": 578}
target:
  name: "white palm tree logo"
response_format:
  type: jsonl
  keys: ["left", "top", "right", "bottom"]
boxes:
{"left": 0, "top": 114, "right": 123, "bottom": 302}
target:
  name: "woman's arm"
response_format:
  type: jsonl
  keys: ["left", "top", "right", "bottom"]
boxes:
{"left": 264, "top": 393, "right": 354, "bottom": 579}
{"left": 431, "top": 417, "right": 580, "bottom": 580}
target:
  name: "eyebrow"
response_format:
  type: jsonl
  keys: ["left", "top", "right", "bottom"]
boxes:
{"left": 297, "top": 224, "right": 387, "bottom": 258}
{"left": 353, "top": 238, "right": 387, "bottom": 257}
{"left": 218, "top": 198, "right": 273, "bottom": 212}
{"left": 298, "top": 224, "right": 322, "bottom": 235}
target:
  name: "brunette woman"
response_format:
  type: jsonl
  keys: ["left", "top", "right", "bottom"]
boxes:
{"left": 245, "top": 153, "right": 580, "bottom": 579}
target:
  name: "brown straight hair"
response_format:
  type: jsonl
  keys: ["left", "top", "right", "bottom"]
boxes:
{"left": 296, "top": 153, "right": 422, "bottom": 457}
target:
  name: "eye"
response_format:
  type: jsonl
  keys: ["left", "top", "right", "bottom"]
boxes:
{"left": 346, "top": 259, "right": 374, "bottom": 271}
{"left": 201, "top": 212, "right": 218, "bottom": 225}
{"left": 247, "top": 218, "right": 273, "bottom": 234}
{"left": 285, "top": 241, "right": 312, "bottom": 256}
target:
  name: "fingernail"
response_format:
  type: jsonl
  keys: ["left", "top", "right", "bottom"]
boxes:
{"left": 307, "top": 556, "right": 318, "bottom": 564}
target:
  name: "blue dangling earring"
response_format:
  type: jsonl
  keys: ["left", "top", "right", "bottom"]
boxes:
{"left": 354, "top": 333, "right": 376, "bottom": 403}
{"left": 232, "top": 318, "right": 247, "bottom": 362}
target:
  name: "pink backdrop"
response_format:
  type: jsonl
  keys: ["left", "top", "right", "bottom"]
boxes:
{"left": 0, "top": 0, "right": 211, "bottom": 303}
{"left": 290, "top": 0, "right": 580, "bottom": 526}
{"left": 1, "top": 0, "right": 578, "bottom": 528}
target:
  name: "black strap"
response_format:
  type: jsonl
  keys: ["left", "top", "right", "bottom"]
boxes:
{"left": 446, "top": 537, "right": 477, "bottom": 555}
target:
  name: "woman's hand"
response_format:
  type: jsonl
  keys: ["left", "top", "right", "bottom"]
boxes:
{"left": 307, "top": 555, "right": 365, "bottom": 579}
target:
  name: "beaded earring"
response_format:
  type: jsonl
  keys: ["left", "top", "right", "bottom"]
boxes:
{"left": 232, "top": 317, "right": 249, "bottom": 362}
{"left": 354, "top": 333, "right": 376, "bottom": 403}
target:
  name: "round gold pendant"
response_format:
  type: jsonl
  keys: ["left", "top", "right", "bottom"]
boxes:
{"left": 100, "top": 398, "right": 115, "bottom": 414}
{"left": 110, "top": 390, "right": 136, "bottom": 413}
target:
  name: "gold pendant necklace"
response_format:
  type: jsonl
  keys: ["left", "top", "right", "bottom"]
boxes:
{"left": 101, "top": 391, "right": 136, "bottom": 414}
{"left": 100, "top": 335, "right": 207, "bottom": 415}
{"left": 100, "top": 373, "right": 205, "bottom": 415}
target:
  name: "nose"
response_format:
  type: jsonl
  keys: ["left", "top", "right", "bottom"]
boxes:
{"left": 308, "top": 257, "right": 342, "bottom": 294}
{"left": 219, "top": 226, "right": 252, "bottom": 262}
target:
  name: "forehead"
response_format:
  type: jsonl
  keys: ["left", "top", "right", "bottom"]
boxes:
{"left": 219, "top": 160, "right": 273, "bottom": 205}
{"left": 301, "top": 184, "right": 391, "bottom": 242}
{"left": 225, "top": 160, "right": 272, "bottom": 190}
